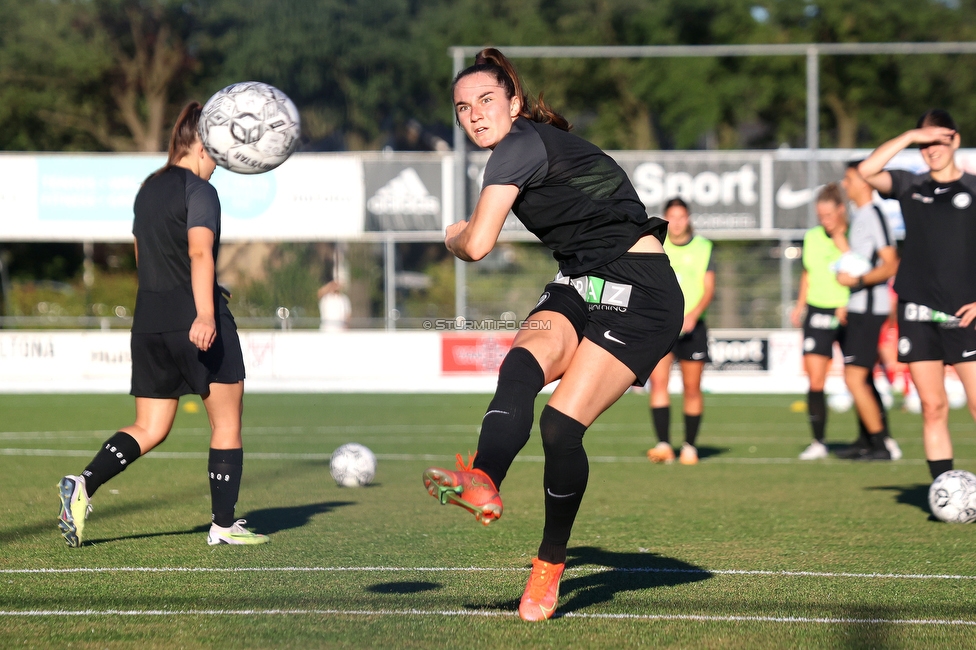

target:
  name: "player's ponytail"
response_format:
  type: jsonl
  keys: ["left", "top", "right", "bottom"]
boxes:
{"left": 453, "top": 48, "right": 571, "bottom": 132}
{"left": 150, "top": 101, "right": 203, "bottom": 179}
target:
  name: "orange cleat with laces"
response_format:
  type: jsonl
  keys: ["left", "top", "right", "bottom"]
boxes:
{"left": 518, "top": 557, "right": 565, "bottom": 621}
{"left": 423, "top": 452, "right": 503, "bottom": 526}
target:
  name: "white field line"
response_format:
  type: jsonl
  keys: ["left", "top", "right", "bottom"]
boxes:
{"left": 0, "top": 448, "right": 939, "bottom": 464}
{"left": 2, "top": 566, "right": 974, "bottom": 581}
{"left": 0, "top": 608, "right": 974, "bottom": 627}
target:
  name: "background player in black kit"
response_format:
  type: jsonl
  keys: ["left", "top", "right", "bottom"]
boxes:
{"left": 57, "top": 102, "right": 268, "bottom": 548}
{"left": 421, "top": 48, "right": 682, "bottom": 621}
{"left": 859, "top": 109, "right": 976, "bottom": 481}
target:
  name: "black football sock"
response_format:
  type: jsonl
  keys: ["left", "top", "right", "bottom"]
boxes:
{"left": 928, "top": 459, "right": 953, "bottom": 481}
{"left": 808, "top": 390, "right": 826, "bottom": 442}
{"left": 538, "top": 405, "right": 588, "bottom": 565}
{"left": 82, "top": 431, "right": 142, "bottom": 497}
{"left": 651, "top": 406, "right": 671, "bottom": 445}
{"left": 684, "top": 413, "right": 702, "bottom": 448}
{"left": 473, "top": 347, "right": 546, "bottom": 489}
{"left": 209, "top": 448, "right": 243, "bottom": 528}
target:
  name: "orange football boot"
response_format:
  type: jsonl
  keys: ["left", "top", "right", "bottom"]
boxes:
{"left": 518, "top": 557, "right": 565, "bottom": 621}
{"left": 423, "top": 452, "right": 503, "bottom": 526}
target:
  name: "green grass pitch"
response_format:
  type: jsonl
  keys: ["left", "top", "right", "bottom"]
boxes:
{"left": 1, "top": 392, "right": 975, "bottom": 648}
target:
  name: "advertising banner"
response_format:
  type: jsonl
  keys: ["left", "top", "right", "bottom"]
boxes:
{"left": 706, "top": 335, "right": 769, "bottom": 372}
{"left": 0, "top": 154, "right": 364, "bottom": 242}
{"left": 363, "top": 157, "right": 446, "bottom": 232}
{"left": 441, "top": 335, "right": 515, "bottom": 373}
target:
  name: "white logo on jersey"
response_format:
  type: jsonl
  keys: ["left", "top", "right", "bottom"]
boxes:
{"left": 934, "top": 187, "right": 951, "bottom": 194}
{"left": 603, "top": 330, "right": 626, "bottom": 345}
{"left": 962, "top": 350, "right": 976, "bottom": 358}
{"left": 898, "top": 337, "right": 912, "bottom": 356}
{"left": 691, "top": 351, "right": 706, "bottom": 360}
{"left": 803, "top": 337, "right": 816, "bottom": 352}
{"left": 953, "top": 192, "right": 972, "bottom": 209}
{"left": 535, "top": 292, "right": 550, "bottom": 308}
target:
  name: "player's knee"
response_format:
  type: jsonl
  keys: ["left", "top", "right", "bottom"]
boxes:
{"left": 540, "top": 405, "right": 586, "bottom": 454}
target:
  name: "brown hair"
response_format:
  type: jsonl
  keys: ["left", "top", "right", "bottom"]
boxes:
{"left": 452, "top": 48, "right": 571, "bottom": 132}
{"left": 816, "top": 182, "right": 843, "bottom": 206}
{"left": 917, "top": 109, "right": 957, "bottom": 131}
{"left": 151, "top": 101, "right": 204, "bottom": 178}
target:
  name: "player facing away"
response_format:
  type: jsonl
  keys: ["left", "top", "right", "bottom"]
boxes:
{"left": 832, "top": 161, "right": 902, "bottom": 461}
{"left": 859, "top": 109, "right": 976, "bottom": 481}
{"left": 422, "top": 48, "right": 682, "bottom": 621}
{"left": 57, "top": 102, "right": 268, "bottom": 548}
{"left": 791, "top": 184, "right": 850, "bottom": 460}
{"left": 646, "top": 198, "right": 715, "bottom": 466}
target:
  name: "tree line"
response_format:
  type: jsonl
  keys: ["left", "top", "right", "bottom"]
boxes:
{"left": 3, "top": 0, "right": 976, "bottom": 154}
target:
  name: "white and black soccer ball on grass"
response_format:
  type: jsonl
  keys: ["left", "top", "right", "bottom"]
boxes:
{"left": 329, "top": 443, "right": 377, "bottom": 487}
{"left": 199, "top": 81, "right": 301, "bottom": 174}
{"left": 928, "top": 469, "right": 976, "bottom": 523}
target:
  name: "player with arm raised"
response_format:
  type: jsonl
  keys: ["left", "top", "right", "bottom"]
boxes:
{"left": 859, "top": 109, "right": 976, "bottom": 481}
{"left": 421, "top": 48, "right": 682, "bottom": 621}
{"left": 57, "top": 102, "right": 267, "bottom": 548}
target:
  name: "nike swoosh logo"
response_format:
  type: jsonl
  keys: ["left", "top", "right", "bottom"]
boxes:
{"left": 963, "top": 350, "right": 976, "bottom": 358}
{"left": 844, "top": 355, "right": 856, "bottom": 363}
{"left": 604, "top": 330, "right": 626, "bottom": 345}
{"left": 546, "top": 488, "right": 576, "bottom": 498}
{"left": 935, "top": 187, "right": 951, "bottom": 194}
{"left": 776, "top": 183, "right": 817, "bottom": 210}
{"left": 691, "top": 352, "right": 705, "bottom": 360}
{"left": 483, "top": 409, "right": 510, "bottom": 419}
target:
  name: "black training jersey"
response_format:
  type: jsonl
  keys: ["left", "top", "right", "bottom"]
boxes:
{"left": 482, "top": 117, "right": 667, "bottom": 275}
{"left": 131, "top": 166, "right": 223, "bottom": 333}
{"left": 882, "top": 170, "right": 976, "bottom": 312}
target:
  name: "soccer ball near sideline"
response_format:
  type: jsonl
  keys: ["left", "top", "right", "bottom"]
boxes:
{"left": 928, "top": 469, "right": 976, "bottom": 523}
{"left": 199, "top": 81, "right": 301, "bottom": 174}
{"left": 330, "top": 443, "right": 377, "bottom": 487}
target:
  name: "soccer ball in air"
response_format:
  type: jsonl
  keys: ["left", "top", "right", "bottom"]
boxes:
{"left": 928, "top": 470, "right": 976, "bottom": 523}
{"left": 329, "top": 443, "right": 377, "bottom": 487}
{"left": 199, "top": 81, "right": 301, "bottom": 174}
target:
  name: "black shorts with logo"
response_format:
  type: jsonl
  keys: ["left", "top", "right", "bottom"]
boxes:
{"left": 673, "top": 319, "right": 709, "bottom": 362}
{"left": 897, "top": 300, "right": 976, "bottom": 365}
{"left": 802, "top": 305, "right": 844, "bottom": 358}
{"left": 841, "top": 312, "right": 887, "bottom": 369}
{"left": 528, "top": 253, "right": 684, "bottom": 385}
{"left": 130, "top": 310, "right": 246, "bottom": 398}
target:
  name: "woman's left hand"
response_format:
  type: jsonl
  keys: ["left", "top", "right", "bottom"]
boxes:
{"left": 681, "top": 313, "right": 697, "bottom": 335}
{"left": 189, "top": 315, "right": 217, "bottom": 351}
{"left": 956, "top": 302, "right": 976, "bottom": 328}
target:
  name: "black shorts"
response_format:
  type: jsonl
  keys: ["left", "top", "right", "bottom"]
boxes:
{"left": 528, "top": 253, "right": 683, "bottom": 385}
{"left": 897, "top": 301, "right": 976, "bottom": 365}
{"left": 673, "top": 319, "right": 709, "bottom": 362}
{"left": 841, "top": 312, "right": 887, "bottom": 368}
{"left": 130, "top": 310, "right": 245, "bottom": 398}
{"left": 802, "top": 305, "right": 844, "bottom": 358}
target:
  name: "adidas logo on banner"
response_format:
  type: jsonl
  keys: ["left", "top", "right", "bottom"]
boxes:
{"left": 367, "top": 168, "right": 440, "bottom": 216}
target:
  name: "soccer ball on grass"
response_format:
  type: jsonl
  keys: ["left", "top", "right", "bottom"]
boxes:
{"left": 199, "top": 81, "right": 301, "bottom": 174}
{"left": 330, "top": 443, "right": 377, "bottom": 487}
{"left": 928, "top": 469, "right": 976, "bottom": 523}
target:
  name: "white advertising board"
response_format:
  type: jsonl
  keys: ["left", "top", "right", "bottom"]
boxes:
{"left": 0, "top": 329, "right": 820, "bottom": 394}
{"left": 0, "top": 154, "right": 364, "bottom": 242}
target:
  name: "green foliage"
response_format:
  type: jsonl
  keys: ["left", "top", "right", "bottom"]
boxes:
{"left": 229, "top": 243, "right": 326, "bottom": 319}
{"left": 7, "top": 0, "right": 976, "bottom": 154}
